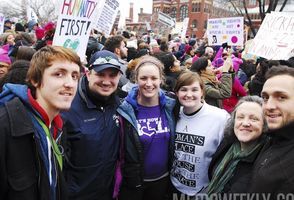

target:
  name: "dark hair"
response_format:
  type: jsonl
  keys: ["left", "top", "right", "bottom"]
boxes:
{"left": 153, "top": 52, "right": 175, "bottom": 74}
{"left": 135, "top": 49, "right": 150, "bottom": 59}
{"left": 190, "top": 57, "right": 208, "bottom": 73}
{"left": 173, "top": 71, "right": 205, "bottom": 121}
{"left": 224, "top": 95, "right": 267, "bottom": 141}
{"left": 15, "top": 23, "right": 25, "bottom": 32}
{"left": 239, "top": 60, "right": 256, "bottom": 78}
{"left": 122, "top": 31, "right": 130, "bottom": 39}
{"left": 126, "top": 47, "right": 137, "bottom": 62}
{"left": 248, "top": 60, "right": 269, "bottom": 96}
{"left": 0, "top": 60, "right": 30, "bottom": 92}
{"left": 104, "top": 35, "right": 125, "bottom": 53}
{"left": 265, "top": 65, "right": 294, "bottom": 80}
{"left": 16, "top": 46, "right": 36, "bottom": 61}
{"left": 160, "top": 38, "right": 169, "bottom": 52}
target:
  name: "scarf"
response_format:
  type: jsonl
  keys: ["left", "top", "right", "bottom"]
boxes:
{"left": 206, "top": 142, "right": 262, "bottom": 195}
{"left": 200, "top": 70, "right": 219, "bottom": 87}
{"left": 28, "top": 89, "right": 63, "bottom": 200}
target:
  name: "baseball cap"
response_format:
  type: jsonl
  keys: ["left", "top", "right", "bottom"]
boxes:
{"left": 88, "top": 50, "right": 123, "bottom": 73}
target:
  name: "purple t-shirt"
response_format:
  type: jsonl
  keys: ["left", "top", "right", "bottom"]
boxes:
{"left": 136, "top": 104, "right": 170, "bottom": 179}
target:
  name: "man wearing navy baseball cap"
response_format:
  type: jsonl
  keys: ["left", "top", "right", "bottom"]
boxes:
{"left": 62, "top": 50, "right": 123, "bottom": 200}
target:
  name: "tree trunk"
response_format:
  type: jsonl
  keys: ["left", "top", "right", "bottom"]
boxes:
{"left": 243, "top": 0, "right": 256, "bottom": 36}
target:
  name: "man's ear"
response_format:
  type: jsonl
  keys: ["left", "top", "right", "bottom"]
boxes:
{"left": 31, "top": 80, "right": 39, "bottom": 88}
{"left": 114, "top": 47, "right": 120, "bottom": 56}
{"left": 85, "top": 69, "right": 92, "bottom": 79}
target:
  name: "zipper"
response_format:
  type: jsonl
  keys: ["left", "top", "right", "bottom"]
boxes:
{"left": 101, "top": 106, "right": 106, "bottom": 126}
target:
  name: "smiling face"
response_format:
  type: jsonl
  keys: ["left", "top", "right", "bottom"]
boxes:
{"left": 87, "top": 68, "right": 121, "bottom": 97}
{"left": 205, "top": 60, "right": 215, "bottom": 75}
{"left": 261, "top": 75, "right": 294, "bottom": 130}
{"left": 234, "top": 102, "right": 264, "bottom": 149}
{"left": 6, "top": 34, "right": 15, "bottom": 45}
{"left": 34, "top": 59, "right": 80, "bottom": 119}
{"left": 176, "top": 81, "right": 203, "bottom": 114}
{"left": 0, "top": 63, "right": 9, "bottom": 78}
{"left": 137, "top": 64, "right": 161, "bottom": 106}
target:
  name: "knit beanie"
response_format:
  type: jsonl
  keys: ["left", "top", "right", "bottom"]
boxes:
{"left": 232, "top": 57, "right": 243, "bottom": 72}
{"left": 0, "top": 53, "right": 11, "bottom": 66}
{"left": 35, "top": 28, "right": 45, "bottom": 40}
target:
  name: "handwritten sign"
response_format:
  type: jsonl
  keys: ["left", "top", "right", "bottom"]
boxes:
{"left": 248, "top": 12, "right": 294, "bottom": 60}
{"left": 94, "top": 0, "right": 120, "bottom": 37}
{"left": 0, "top": 13, "right": 4, "bottom": 34}
{"left": 53, "top": 0, "right": 105, "bottom": 59}
{"left": 207, "top": 17, "right": 244, "bottom": 46}
{"left": 181, "top": 18, "right": 189, "bottom": 40}
{"left": 27, "top": 6, "right": 38, "bottom": 22}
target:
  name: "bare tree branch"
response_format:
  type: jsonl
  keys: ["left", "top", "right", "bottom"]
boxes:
{"left": 280, "top": 0, "right": 289, "bottom": 11}
{"left": 243, "top": 0, "right": 256, "bottom": 36}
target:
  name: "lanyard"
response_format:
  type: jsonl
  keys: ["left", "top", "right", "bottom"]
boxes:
{"left": 35, "top": 116, "right": 63, "bottom": 170}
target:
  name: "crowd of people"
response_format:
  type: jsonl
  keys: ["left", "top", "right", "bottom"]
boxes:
{"left": 0, "top": 18, "right": 294, "bottom": 200}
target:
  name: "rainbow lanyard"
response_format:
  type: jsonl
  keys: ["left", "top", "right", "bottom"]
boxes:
{"left": 35, "top": 116, "right": 63, "bottom": 170}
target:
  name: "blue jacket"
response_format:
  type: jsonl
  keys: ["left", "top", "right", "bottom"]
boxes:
{"left": 62, "top": 76, "right": 121, "bottom": 200}
{"left": 116, "top": 86, "right": 175, "bottom": 190}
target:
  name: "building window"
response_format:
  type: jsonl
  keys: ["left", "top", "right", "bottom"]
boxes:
{"left": 249, "top": 0, "right": 256, "bottom": 6}
{"left": 204, "top": 4, "right": 210, "bottom": 13}
{"left": 180, "top": 5, "right": 188, "bottom": 21}
{"left": 204, "top": 20, "right": 207, "bottom": 29}
{"left": 192, "top": 3, "right": 201, "bottom": 12}
{"left": 171, "top": 7, "right": 177, "bottom": 18}
{"left": 153, "top": 7, "right": 160, "bottom": 13}
{"left": 163, "top": 7, "right": 170, "bottom": 14}
{"left": 192, "top": 19, "right": 198, "bottom": 28}
{"left": 192, "top": 3, "right": 196, "bottom": 12}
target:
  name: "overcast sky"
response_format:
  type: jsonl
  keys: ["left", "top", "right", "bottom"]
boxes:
{"left": 119, "top": 0, "right": 153, "bottom": 22}
{"left": 1, "top": 0, "right": 153, "bottom": 23}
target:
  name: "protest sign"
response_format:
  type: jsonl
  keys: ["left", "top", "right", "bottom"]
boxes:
{"left": 27, "top": 6, "right": 38, "bottom": 22}
{"left": 94, "top": 0, "right": 120, "bottom": 37}
{"left": 242, "top": 39, "right": 258, "bottom": 62}
{"left": 248, "top": 12, "right": 294, "bottom": 60}
{"left": 0, "top": 13, "right": 4, "bottom": 34}
{"left": 207, "top": 17, "right": 244, "bottom": 46}
{"left": 158, "top": 11, "right": 176, "bottom": 28}
{"left": 181, "top": 18, "right": 189, "bottom": 40}
{"left": 53, "top": 0, "right": 105, "bottom": 59}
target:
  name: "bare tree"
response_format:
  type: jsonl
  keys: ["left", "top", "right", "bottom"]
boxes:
{"left": 0, "top": 0, "right": 58, "bottom": 24}
{"left": 225, "top": 0, "right": 289, "bottom": 37}
{"left": 28, "top": 0, "right": 57, "bottom": 24}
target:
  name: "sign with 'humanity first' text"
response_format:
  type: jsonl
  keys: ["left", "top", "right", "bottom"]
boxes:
{"left": 53, "top": 0, "right": 105, "bottom": 59}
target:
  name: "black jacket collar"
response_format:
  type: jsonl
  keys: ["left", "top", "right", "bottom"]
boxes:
{"left": 5, "top": 97, "right": 34, "bottom": 137}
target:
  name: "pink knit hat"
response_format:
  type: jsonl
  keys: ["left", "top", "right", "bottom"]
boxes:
{"left": 0, "top": 55, "right": 11, "bottom": 66}
{"left": 0, "top": 46, "right": 11, "bottom": 66}
{"left": 232, "top": 57, "right": 243, "bottom": 72}
{"left": 35, "top": 28, "right": 45, "bottom": 40}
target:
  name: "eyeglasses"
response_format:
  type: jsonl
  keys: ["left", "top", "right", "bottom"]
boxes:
{"left": 89, "top": 56, "right": 121, "bottom": 70}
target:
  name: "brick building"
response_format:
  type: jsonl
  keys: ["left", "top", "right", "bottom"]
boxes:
{"left": 113, "top": 1, "right": 235, "bottom": 38}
